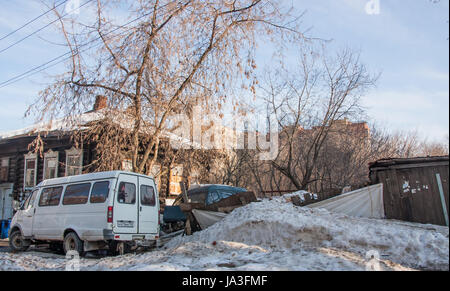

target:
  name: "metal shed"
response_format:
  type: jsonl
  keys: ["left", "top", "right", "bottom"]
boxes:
{"left": 369, "top": 156, "right": 449, "bottom": 226}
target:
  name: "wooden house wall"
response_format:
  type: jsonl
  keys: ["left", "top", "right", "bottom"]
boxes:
{"left": 0, "top": 134, "right": 174, "bottom": 202}
{"left": 0, "top": 135, "right": 94, "bottom": 200}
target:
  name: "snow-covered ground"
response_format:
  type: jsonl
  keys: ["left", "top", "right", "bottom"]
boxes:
{"left": 0, "top": 197, "right": 448, "bottom": 271}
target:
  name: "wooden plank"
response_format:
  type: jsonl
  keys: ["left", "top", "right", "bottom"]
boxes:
{"left": 185, "top": 217, "right": 192, "bottom": 236}
{"left": 180, "top": 182, "right": 189, "bottom": 204}
{"left": 428, "top": 166, "right": 447, "bottom": 226}
{"left": 436, "top": 173, "right": 449, "bottom": 226}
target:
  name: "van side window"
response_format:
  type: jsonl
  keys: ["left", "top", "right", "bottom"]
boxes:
{"left": 140, "top": 185, "right": 156, "bottom": 206}
{"left": 39, "top": 187, "right": 63, "bottom": 207}
{"left": 90, "top": 181, "right": 110, "bottom": 203}
{"left": 63, "top": 183, "right": 91, "bottom": 205}
{"left": 117, "top": 182, "right": 136, "bottom": 204}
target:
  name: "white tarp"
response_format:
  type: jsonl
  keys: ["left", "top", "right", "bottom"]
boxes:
{"left": 308, "top": 184, "right": 385, "bottom": 219}
{"left": 192, "top": 209, "right": 228, "bottom": 230}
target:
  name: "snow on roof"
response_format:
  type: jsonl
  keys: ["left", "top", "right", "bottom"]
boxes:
{"left": 0, "top": 111, "right": 103, "bottom": 141}
{"left": 0, "top": 109, "right": 245, "bottom": 151}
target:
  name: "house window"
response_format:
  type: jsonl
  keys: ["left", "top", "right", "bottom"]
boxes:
{"left": 65, "top": 147, "right": 83, "bottom": 176}
{"left": 0, "top": 157, "right": 9, "bottom": 182}
{"left": 169, "top": 165, "right": 183, "bottom": 196}
{"left": 122, "top": 159, "right": 133, "bottom": 172}
{"left": 24, "top": 153, "right": 37, "bottom": 189}
{"left": 43, "top": 150, "right": 59, "bottom": 180}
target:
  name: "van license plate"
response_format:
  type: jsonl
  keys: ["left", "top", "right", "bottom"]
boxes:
{"left": 117, "top": 221, "right": 135, "bottom": 228}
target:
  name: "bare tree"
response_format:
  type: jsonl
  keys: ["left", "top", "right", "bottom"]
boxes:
{"left": 27, "top": 0, "right": 303, "bottom": 174}
{"left": 261, "top": 47, "right": 377, "bottom": 191}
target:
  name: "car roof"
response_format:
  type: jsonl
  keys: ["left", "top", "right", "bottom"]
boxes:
{"left": 188, "top": 185, "right": 247, "bottom": 193}
{"left": 35, "top": 171, "right": 155, "bottom": 188}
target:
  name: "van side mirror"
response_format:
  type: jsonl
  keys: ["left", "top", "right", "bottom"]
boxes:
{"left": 13, "top": 200, "right": 21, "bottom": 211}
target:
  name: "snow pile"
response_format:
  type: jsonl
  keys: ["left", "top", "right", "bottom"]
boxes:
{"left": 168, "top": 198, "right": 449, "bottom": 270}
{"left": 0, "top": 199, "right": 448, "bottom": 271}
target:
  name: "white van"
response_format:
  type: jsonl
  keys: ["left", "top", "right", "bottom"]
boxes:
{"left": 8, "top": 171, "right": 160, "bottom": 256}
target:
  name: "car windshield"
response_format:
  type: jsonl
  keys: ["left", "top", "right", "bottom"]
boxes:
{"left": 189, "top": 192, "right": 208, "bottom": 204}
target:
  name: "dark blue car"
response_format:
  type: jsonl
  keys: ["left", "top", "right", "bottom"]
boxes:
{"left": 187, "top": 185, "right": 247, "bottom": 206}
{"left": 163, "top": 185, "right": 247, "bottom": 224}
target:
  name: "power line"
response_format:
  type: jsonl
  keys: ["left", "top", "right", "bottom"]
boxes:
{"left": 0, "top": 0, "right": 69, "bottom": 42}
{"left": 0, "top": 2, "right": 172, "bottom": 89}
{"left": 0, "top": 0, "right": 95, "bottom": 55}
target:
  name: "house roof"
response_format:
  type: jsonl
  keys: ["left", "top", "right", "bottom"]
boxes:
{"left": 0, "top": 109, "right": 236, "bottom": 150}
{"left": 369, "top": 156, "right": 449, "bottom": 170}
{"left": 0, "top": 111, "right": 103, "bottom": 142}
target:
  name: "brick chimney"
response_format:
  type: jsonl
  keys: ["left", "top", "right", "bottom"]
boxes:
{"left": 93, "top": 95, "right": 107, "bottom": 111}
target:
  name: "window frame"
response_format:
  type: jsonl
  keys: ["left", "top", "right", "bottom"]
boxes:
{"left": 121, "top": 159, "right": 133, "bottom": 172}
{"left": 0, "top": 157, "right": 10, "bottom": 182}
{"left": 24, "top": 153, "right": 38, "bottom": 190}
{"left": 62, "top": 183, "right": 92, "bottom": 206}
{"left": 43, "top": 150, "right": 59, "bottom": 180}
{"left": 65, "top": 147, "right": 83, "bottom": 177}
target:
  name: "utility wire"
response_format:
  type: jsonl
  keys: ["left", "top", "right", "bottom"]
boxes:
{"left": 0, "top": 0, "right": 95, "bottom": 55}
{"left": 0, "top": 0, "right": 69, "bottom": 42}
{"left": 0, "top": 2, "right": 172, "bottom": 89}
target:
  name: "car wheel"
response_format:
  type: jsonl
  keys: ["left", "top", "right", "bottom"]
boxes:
{"left": 9, "top": 230, "right": 30, "bottom": 252}
{"left": 63, "top": 232, "right": 84, "bottom": 256}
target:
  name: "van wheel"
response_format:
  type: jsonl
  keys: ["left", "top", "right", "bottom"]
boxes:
{"left": 63, "top": 232, "right": 84, "bottom": 256}
{"left": 9, "top": 230, "right": 30, "bottom": 252}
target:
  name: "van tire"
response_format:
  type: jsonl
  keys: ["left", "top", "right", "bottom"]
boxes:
{"left": 9, "top": 230, "right": 30, "bottom": 252}
{"left": 63, "top": 232, "right": 84, "bottom": 256}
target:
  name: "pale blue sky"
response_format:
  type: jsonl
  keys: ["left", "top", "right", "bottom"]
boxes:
{"left": 0, "top": 0, "right": 448, "bottom": 142}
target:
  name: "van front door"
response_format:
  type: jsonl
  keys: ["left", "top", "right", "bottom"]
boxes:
{"left": 138, "top": 177, "right": 159, "bottom": 234}
{"left": 113, "top": 174, "right": 138, "bottom": 234}
{"left": 19, "top": 190, "right": 39, "bottom": 237}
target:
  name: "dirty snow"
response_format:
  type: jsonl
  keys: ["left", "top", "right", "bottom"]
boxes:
{"left": 0, "top": 198, "right": 448, "bottom": 271}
